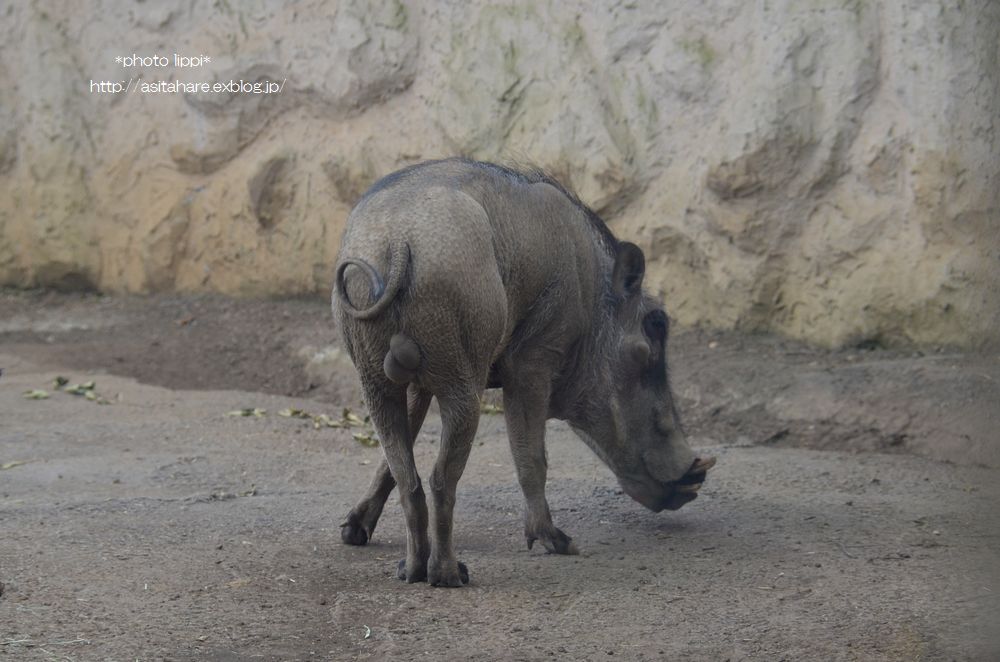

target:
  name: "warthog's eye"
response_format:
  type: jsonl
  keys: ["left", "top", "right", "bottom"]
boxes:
{"left": 638, "top": 310, "right": 670, "bottom": 379}
{"left": 642, "top": 309, "right": 669, "bottom": 345}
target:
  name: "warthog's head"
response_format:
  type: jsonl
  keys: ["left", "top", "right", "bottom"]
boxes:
{"left": 570, "top": 242, "right": 716, "bottom": 512}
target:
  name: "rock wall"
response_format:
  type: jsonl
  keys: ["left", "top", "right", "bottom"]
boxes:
{"left": 0, "top": 0, "right": 997, "bottom": 348}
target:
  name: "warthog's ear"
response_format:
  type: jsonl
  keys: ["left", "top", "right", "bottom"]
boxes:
{"left": 612, "top": 242, "right": 645, "bottom": 297}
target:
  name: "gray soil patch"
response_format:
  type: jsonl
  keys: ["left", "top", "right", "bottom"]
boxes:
{"left": 1, "top": 290, "right": 998, "bottom": 659}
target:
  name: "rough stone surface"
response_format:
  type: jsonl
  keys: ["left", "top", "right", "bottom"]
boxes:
{"left": 0, "top": 1, "right": 997, "bottom": 348}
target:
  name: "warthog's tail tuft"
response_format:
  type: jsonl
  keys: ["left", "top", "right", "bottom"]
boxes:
{"left": 383, "top": 333, "right": 421, "bottom": 384}
{"left": 335, "top": 242, "right": 411, "bottom": 320}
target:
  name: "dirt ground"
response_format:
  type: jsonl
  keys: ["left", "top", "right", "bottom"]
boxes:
{"left": 1, "top": 290, "right": 998, "bottom": 660}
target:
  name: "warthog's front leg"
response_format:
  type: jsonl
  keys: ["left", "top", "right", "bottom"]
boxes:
{"left": 341, "top": 385, "right": 432, "bottom": 546}
{"left": 502, "top": 369, "right": 579, "bottom": 555}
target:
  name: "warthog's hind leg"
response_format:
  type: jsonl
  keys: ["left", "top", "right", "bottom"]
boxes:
{"left": 341, "top": 385, "right": 432, "bottom": 547}
{"left": 340, "top": 459, "right": 392, "bottom": 546}
{"left": 361, "top": 382, "right": 430, "bottom": 582}
{"left": 426, "top": 390, "right": 480, "bottom": 587}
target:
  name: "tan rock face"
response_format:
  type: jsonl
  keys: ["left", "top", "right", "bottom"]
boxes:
{"left": 0, "top": 0, "right": 996, "bottom": 348}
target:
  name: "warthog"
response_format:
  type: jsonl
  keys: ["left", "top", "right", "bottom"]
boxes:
{"left": 333, "top": 158, "right": 716, "bottom": 587}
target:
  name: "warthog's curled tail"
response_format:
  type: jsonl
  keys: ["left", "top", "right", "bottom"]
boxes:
{"left": 335, "top": 242, "right": 411, "bottom": 320}
{"left": 335, "top": 242, "right": 421, "bottom": 384}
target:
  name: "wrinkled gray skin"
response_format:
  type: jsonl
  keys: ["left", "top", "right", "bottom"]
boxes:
{"left": 333, "top": 159, "right": 716, "bottom": 587}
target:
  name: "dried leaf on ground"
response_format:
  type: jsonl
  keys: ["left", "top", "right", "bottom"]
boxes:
{"left": 65, "top": 381, "right": 96, "bottom": 395}
{"left": 342, "top": 408, "right": 367, "bottom": 427}
{"left": 23, "top": 390, "right": 49, "bottom": 400}
{"left": 313, "top": 413, "right": 345, "bottom": 429}
{"left": 226, "top": 408, "right": 266, "bottom": 418}
{"left": 352, "top": 431, "right": 380, "bottom": 447}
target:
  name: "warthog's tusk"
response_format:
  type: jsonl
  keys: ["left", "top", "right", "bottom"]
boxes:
{"left": 690, "top": 456, "right": 717, "bottom": 474}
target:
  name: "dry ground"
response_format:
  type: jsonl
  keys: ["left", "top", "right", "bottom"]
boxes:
{"left": 1, "top": 290, "right": 998, "bottom": 660}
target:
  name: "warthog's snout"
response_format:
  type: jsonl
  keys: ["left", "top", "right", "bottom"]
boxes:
{"left": 621, "top": 456, "right": 718, "bottom": 512}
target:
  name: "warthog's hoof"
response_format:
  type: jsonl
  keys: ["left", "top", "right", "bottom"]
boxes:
{"left": 396, "top": 558, "right": 428, "bottom": 583}
{"left": 526, "top": 525, "right": 579, "bottom": 555}
{"left": 429, "top": 561, "right": 470, "bottom": 587}
{"left": 340, "top": 513, "right": 369, "bottom": 546}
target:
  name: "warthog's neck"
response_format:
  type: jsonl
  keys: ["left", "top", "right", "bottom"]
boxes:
{"left": 551, "top": 321, "right": 619, "bottom": 424}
